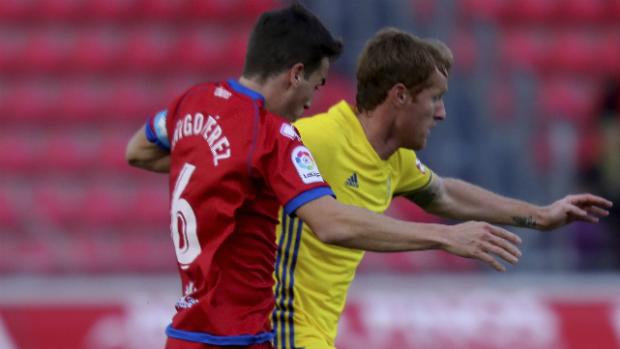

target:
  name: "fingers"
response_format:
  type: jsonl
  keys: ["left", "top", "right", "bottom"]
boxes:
{"left": 487, "top": 225, "right": 522, "bottom": 245}
{"left": 479, "top": 224, "right": 522, "bottom": 271}
{"left": 475, "top": 251, "right": 506, "bottom": 272}
{"left": 483, "top": 241, "right": 519, "bottom": 265}
{"left": 567, "top": 204, "right": 599, "bottom": 223}
{"left": 585, "top": 205, "right": 610, "bottom": 218}
{"left": 487, "top": 235, "right": 522, "bottom": 262}
{"left": 568, "top": 194, "right": 613, "bottom": 209}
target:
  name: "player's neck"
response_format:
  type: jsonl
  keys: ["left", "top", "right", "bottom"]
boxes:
{"left": 357, "top": 107, "right": 400, "bottom": 161}
{"left": 238, "top": 76, "right": 292, "bottom": 120}
{"left": 237, "top": 76, "right": 269, "bottom": 98}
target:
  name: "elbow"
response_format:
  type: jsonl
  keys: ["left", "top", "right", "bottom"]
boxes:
{"left": 308, "top": 215, "right": 352, "bottom": 246}
{"left": 125, "top": 145, "right": 147, "bottom": 168}
{"left": 125, "top": 148, "right": 140, "bottom": 167}
{"left": 295, "top": 197, "right": 356, "bottom": 246}
{"left": 313, "top": 227, "right": 340, "bottom": 245}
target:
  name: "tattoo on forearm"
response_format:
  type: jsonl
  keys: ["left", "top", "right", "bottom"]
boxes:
{"left": 512, "top": 216, "right": 537, "bottom": 228}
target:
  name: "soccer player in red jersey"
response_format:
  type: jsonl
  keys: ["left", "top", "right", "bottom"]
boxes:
{"left": 126, "top": 4, "right": 524, "bottom": 349}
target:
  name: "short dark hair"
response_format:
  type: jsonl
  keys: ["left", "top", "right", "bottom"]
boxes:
{"left": 242, "top": 3, "right": 343, "bottom": 81}
{"left": 356, "top": 28, "right": 451, "bottom": 112}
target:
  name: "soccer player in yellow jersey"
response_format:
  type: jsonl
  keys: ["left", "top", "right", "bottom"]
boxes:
{"left": 271, "top": 29, "right": 613, "bottom": 349}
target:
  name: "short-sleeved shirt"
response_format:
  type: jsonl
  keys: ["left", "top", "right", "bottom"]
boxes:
{"left": 272, "top": 101, "right": 433, "bottom": 349}
{"left": 146, "top": 80, "right": 333, "bottom": 346}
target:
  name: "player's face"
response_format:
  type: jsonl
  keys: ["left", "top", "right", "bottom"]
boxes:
{"left": 284, "top": 57, "right": 330, "bottom": 120}
{"left": 398, "top": 69, "right": 448, "bottom": 150}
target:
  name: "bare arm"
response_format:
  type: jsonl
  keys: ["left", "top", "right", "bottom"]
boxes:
{"left": 125, "top": 124, "right": 171, "bottom": 173}
{"left": 296, "top": 195, "right": 522, "bottom": 272}
{"left": 407, "top": 175, "right": 613, "bottom": 231}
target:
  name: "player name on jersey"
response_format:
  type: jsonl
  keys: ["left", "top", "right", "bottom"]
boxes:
{"left": 171, "top": 112, "right": 231, "bottom": 166}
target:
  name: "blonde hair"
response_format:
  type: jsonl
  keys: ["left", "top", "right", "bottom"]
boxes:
{"left": 355, "top": 28, "right": 453, "bottom": 112}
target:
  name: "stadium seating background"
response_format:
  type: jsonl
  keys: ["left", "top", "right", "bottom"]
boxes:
{"left": 0, "top": 0, "right": 619, "bottom": 348}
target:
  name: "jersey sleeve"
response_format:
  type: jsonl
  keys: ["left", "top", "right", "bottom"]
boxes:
{"left": 145, "top": 109, "right": 171, "bottom": 151}
{"left": 144, "top": 92, "right": 189, "bottom": 151}
{"left": 254, "top": 119, "right": 334, "bottom": 216}
{"left": 393, "top": 149, "right": 434, "bottom": 195}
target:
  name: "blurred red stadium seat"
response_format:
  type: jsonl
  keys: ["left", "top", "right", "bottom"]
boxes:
{"left": 458, "top": 0, "right": 505, "bottom": 21}
{"left": 173, "top": 30, "right": 230, "bottom": 72}
{"left": 38, "top": 136, "right": 95, "bottom": 173}
{"left": 539, "top": 77, "right": 599, "bottom": 124}
{"left": 1, "top": 237, "right": 56, "bottom": 273}
{"left": 22, "top": 30, "right": 74, "bottom": 72}
{"left": 597, "top": 33, "right": 620, "bottom": 75}
{"left": 500, "top": 0, "right": 556, "bottom": 23}
{"left": 540, "top": 34, "right": 596, "bottom": 75}
{"left": 97, "top": 134, "right": 138, "bottom": 174}
{"left": 36, "top": 0, "right": 84, "bottom": 20}
{"left": 33, "top": 185, "right": 84, "bottom": 227}
{"left": 0, "top": 0, "right": 36, "bottom": 20}
{"left": 107, "top": 79, "right": 164, "bottom": 118}
{"left": 612, "top": 0, "right": 620, "bottom": 20}
{"left": 4, "top": 82, "right": 60, "bottom": 122}
{"left": 81, "top": 186, "right": 129, "bottom": 226}
{"left": 186, "top": 0, "right": 278, "bottom": 20}
{"left": 0, "top": 30, "right": 27, "bottom": 72}
{"left": 130, "top": 186, "right": 170, "bottom": 226}
{"left": 85, "top": 0, "right": 141, "bottom": 21}
{"left": 57, "top": 82, "right": 107, "bottom": 121}
{"left": 0, "top": 192, "right": 19, "bottom": 229}
{"left": 557, "top": 0, "right": 606, "bottom": 23}
{"left": 139, "top": 0, "right": 187, "bottom": 20}
{"left": 0, "top": 136, "right": 38, "bottom": 173}
{"left": 71, "top": 29, "right": 125, "bottom": 72}
{"left": 499, "top": 30, "right": 547, "bottom": 70}
{"left": 450, "top": 29, "right": 478, "bottom": 72}
{"left": 124, "top": 28, "right": 176, "bottom": 72}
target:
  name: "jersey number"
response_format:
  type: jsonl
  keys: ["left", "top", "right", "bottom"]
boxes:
{"left": 171, "top": 163, "right": 201, "bottom": 269}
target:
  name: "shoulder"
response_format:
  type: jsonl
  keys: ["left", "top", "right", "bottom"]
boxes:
{"left": 181, "top": 81, "right": 259, "bottom": 111}
{"left": 294, "top": 101, "right": 351, "bottom": 142}
{"left": 293, "top": 113, "right": 332, "bottom": 138}
{"left": 389, "top": 148, "right": 416, "bottom": 167}
{"left": 390, "top": 148, "right": 429, "bottom": 175}
{"left": 262, "top": 111, "right": 296, "bottom": 134}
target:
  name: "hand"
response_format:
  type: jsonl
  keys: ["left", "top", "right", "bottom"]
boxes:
{"left": 539, "top": 194, "right": 613, "bottom": 231}
{"left": 442, "top": 221, "right": 522, "bottom": 272}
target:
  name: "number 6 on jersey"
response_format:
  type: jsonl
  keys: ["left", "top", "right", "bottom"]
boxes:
{"left": 171, "top": 163, "right": 201, "bottom": 269}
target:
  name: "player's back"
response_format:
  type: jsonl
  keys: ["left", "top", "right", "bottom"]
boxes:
{"left": 165, "top": 80, "right": 283, "bottom": 344}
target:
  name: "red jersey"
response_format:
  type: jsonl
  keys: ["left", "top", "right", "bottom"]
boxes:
{"left": 146, "top": 80, "right": 333, "bottom": 346}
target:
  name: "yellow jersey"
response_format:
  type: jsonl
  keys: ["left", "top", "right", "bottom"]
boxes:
{"left": 273, "top": 101, "right": 433, "bottom": 349}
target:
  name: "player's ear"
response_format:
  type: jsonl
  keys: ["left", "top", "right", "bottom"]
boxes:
{"left": 289, "top": 63, "right": 305, "bottom": 87}
{"left": 391, "top": 83, "right": 409, "bottom": 106}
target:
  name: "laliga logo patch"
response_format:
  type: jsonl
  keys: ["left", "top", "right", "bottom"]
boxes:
{"left": 291, "top": 146, "right": 324, "bottom": 184}
{"left": 295, "top": 150, "right": 315, "bottom": 170}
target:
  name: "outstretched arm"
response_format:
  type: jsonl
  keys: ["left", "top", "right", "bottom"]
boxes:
{"left": 407, "top": 175, "right": 613, "bottom": 231}
{"left": 296, "top": 195, "right": 522, "bottom": 272}
{"left": 125, "top": 124, "right": 171, "bottom": 173}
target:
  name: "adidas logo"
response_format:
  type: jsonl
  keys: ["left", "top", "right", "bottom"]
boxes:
{"left": 345, "top": 172, "right": 359, "bottom": 188}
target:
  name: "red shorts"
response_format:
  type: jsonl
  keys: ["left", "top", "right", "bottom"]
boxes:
{"left": 165, "top": 337, "right": 273, "bottom": 349}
